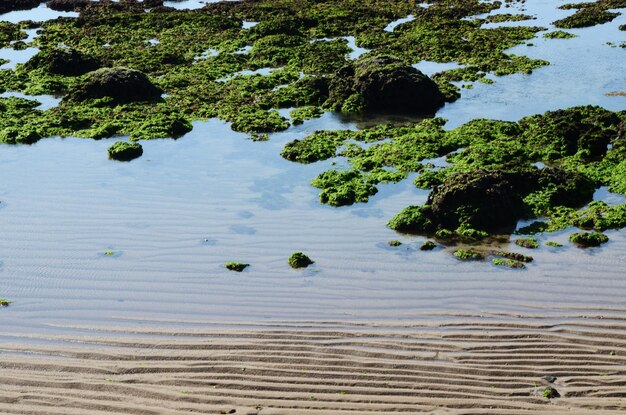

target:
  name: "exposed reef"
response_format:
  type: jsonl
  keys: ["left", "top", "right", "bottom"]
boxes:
{"left": 107, "top": 141, "right": 143, "bottom": 161}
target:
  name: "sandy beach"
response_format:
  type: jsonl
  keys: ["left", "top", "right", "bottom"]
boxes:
{"left": 2, "top": 314, "right": 626, "bottom": 414}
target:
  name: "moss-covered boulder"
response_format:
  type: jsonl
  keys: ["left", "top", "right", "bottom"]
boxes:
{"left": 67, "top": 68, "right": 163, "bottom": 104}
{"left": 107, "top": 141, "right": 143, "bottom": 161}
{"left": 25, "top": 48, "right": 102, "bottom": 76}
{"left": 288, "top": 252, "right": 314, "bottom": 269}
{"left": 569, "top": 232, "right": 609, "bottom": 247}
{"left": 327, "top": 55, "right": 446, "bottom": 114}
{"left": 225, "top": 262, "right": 249, "bottom": 272}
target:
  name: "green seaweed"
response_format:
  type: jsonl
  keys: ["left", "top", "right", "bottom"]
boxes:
{"left": 495, "top": 251, "right": 533, "bottom": 263}
{"left": 454, "top": 249, "right": 484, "bottom": 261}
{"left": 0, "top": 298, "right": 12, "bottom": 307}
{"left": 543, "top": 31, "right": 577, "bottom": 39}
{"left": 108, "top": 141, "right": 143, "bottom": 161}
{"left": 569, "top": 231, "right": 609, "bottom": 247}
{"left": 420, "top": 241, "right": 437, "bottom": 251}
{"left": 492, "top": 258, "right": 526, "bottom": 269}
{"left": 288, "top": 252, "right": 314, "bottom": 269}
{"left": 225, "top": 262, "right": 250, "bottom": 272}
{"left": 515, "top": 238, "right": 540, "bottom": 249}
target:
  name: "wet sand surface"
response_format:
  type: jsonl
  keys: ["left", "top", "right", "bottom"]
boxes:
{"left": 2, "top": 315, "right": 626, "bottom": 414}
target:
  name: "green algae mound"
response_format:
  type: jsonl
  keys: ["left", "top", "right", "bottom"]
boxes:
{"left": 108, "top": 141, "right": 143, "bottom": 161}
{"left": 288, "top": 252, "right": 314, "bottom": 269}
{"left": 25, "top": 48, "right": 102, "bottom": 76}
{"left": 67, "top": 68, "right": 163, "bottom": 104}
{"left": 569, "top": 232, "right": 609, "bottom": 247}
{"left": 326, "top": 55, "right": 446, "bottom": 114}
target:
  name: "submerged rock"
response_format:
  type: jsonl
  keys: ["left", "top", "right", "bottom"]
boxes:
{"left": 327, "top": 55, "right": 446, "bottom": 114}
{"left": 67, "top": 68, "right": 163, "bottom": 104}
{"left": 26, "top": 48, "right": 102, "bottom": 76}
{"left": 107, "top": 141, "right": 143, "bottom": 161}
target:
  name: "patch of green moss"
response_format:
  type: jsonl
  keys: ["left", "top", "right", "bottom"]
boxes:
{"left": 495, "top": 251, "right": 534, "bottom": 263}
{"left": 225, "top": 262, "right": 250, "bottom": 272}
{"left": 311, "top": 169, "right": 384, "bottom": 207}
{"left": 554, "top": 2, "right": 621, "bottom": 29}
{"left": 492, "top": 258, "right": 526, "bottom": 269}
{"left": 569, "top": 231, "right": 609, "bottom": 247}
{"left": 454, "top": 249, "right": 484, "bottom": 261}
{"left": 420, "top": 241, "right": 437, "bottom": 251}
{"left": 515, "top": 238, "right": 539, "bottom": 249}
{"left": 290, "top": 106, "right": 323, "bottom": 125}
{"left": 0, "top": 298, "right": 12, "bottom": 307}
{"left": 108, "top": 141, "right": 143, "bottom": 161}
{"left": 387, "top": 205, "right": 434, "bottom": 234}
{"left": 288, "top": 252, "right": 314, "bottom": 269}
{"left": 546, "top": 241, "right": 563, "bottom": 247}
{"left": 543, "top": 31, "right": 577, "bottom": 39}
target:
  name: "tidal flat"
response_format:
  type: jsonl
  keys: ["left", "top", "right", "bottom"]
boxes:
{"left": 0, "top": 0, "right": 622, "bottom": 334}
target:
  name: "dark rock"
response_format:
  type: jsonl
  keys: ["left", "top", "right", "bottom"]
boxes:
{"left": 420, "top": 241, "right": 437, "bottom": 251}
{"left": 25, "top": 48, "right": 101, "bottom": 76}
{"left": 67, "top": 67, "right": 163, "bottom": 104}
{"left": 327, "top": 55, "right": 445, "bottom": 114}
{"left": 0, "top": 0, "right": 40, "bottom": 14}
{"left": 46, "top": 0, "right": 91, "bottom": 12}
{"left": 427, "top": 167, "right": 595, "bottom": 233}
{"left": 541, "top": 375, "right": 557, "bottom": 383}
{"left": 107, "top": 141, "right": 143, "bottom": 161}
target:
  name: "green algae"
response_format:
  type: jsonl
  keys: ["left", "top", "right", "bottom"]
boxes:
{"left": 388, "top": 240, "right": 402, "bottom": 247}
{"left": 546, "top": 241, "right": 564, "bottom": 247}
{"left": 0, "top": 298, "right": 12, "bottom": 307}
{"left": 0, "top": 0, "right": 559, "bottom": 143}
{"left": 543, "top": 31, "right": 577, "bottom": 39}
{"left": 515, "top": 238, "right": 540, "bottom": 249}
{"left": 569, "top": 231, "right": 609, "bottom": 247}
{"left": 108, "top": 141, "right": 143, "bottom": 161}
{"left": 454, "top": 249, "right": 484, "bottom": 261}
{"left": 492, "top": 258, "right": 526, "bottom": 269}
{"left": 288, "top": 252, "right": 314, "bottom": 269}
{"left": 495, "top": 251, "right": 534, "bottom": 263}
{"left": 420, "top": 241, "right": 437, "bottom": 251}
{"left": 554, "top": 1, "right": 622, "bottom": 29}
{"left": 225, "top": 262, "right": 250, "bottom": 272}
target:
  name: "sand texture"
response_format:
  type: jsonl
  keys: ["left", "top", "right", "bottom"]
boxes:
{"left": 2, "top": 315, "right": 626, "bottom": 414}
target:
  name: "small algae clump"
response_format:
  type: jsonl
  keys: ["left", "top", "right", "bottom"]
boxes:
{"left": 388, "top": 240, "right": 402, "bottom": 247}
{"left": 0, "top": 298, "right": 12, "bottom": 307}
{"left": 67, "top": 68, "right": 163, "bottom": 104}
{"left": 225, "top": 262, "right": 250, "bottom": 272}
{"left": 569, "top": 232, "right": 609, "bottom": 247}
{"left": 454, "top": 249, "right": 484, "bottom": 261}
{"left": 542, "top": 386, "right": 560, "bottom": 399}
{"left": 420, "top": 241, "right": 437, "bottom": 251}
{"left": 547, "top": 241, "right": 563, "bottom": 247}
{"left": 543, "top": 31, "right": 577, "bottom": 39}
{"left": 515, "top": 238, "right": 540, "bottom": 249}
{"left": 492, "top": 258, "right": 526, "bottom": 269}
{"left": 554, "top": 3, "right": 621, "bottom": 29}
{"left": 387, "top": 206, "right": 434, "bottom": 234}
{"left": 311, "top": 170, "right": 379, "bottom": 207}
{"left": 108, "top": 141, "right": 143, "bottom": 161}
{"left": 326, "top": 55, "right": 447, "bottom": 114}
{"left": 288, "top": 252, "right": 314, "bottom": 269}
{"left": 495, "top": 251, "right": 533, "bottom": 263}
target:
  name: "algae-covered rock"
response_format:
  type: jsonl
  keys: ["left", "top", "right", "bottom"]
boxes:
{"left": 327, "top": 55, "right": 446, "bottom": 114}
{"left": 225, "top": 262, "right": 249, "bottom": 272}
{"left": 67, "top": 68, "right": 163, "bottom": 104}
{"left": 569, "top": 232, "right": 609, "bottom": 247}
{"left": 107, "top": 141, "right": 143, "bottom": 161}
{"left": 454, "top": 249, "right": 484, "bottom": 261}
{"left": 420, "top": 241, "right": 437, "bottom": 251}
{"left": 387, "top": 205, "right": 434, "bottom": 234}
{"left": 0, "top": 298, "right": 12, "bottom": 307}
{"left": 288, "top": 252, "right": 314, "bottom": 269}
{"left": 515, "top": 238, "right": 539, "bottom": 249}
{"left": 388, "top": 240, "right": 402, "bottom": 247}
{"left": 492, "top": 258, "right": 526, "bottom": 269}
{"left": 46, "top": 0, "right": 93, "bottom": 12}
{"left": 495, "top": 251, "right": 533, "bottom": 263}
{"left": 25, "top": 48, "right": 101, "bottom": 76}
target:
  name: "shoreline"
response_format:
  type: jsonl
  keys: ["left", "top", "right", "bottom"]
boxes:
{"left": 2, "top": 315, "right": 626, "bottom": 414}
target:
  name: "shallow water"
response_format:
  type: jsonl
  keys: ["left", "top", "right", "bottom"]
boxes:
{"left": 0, "top": 1, "right": 624, "bottom": 337}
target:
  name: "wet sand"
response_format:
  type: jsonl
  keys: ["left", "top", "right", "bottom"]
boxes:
{"left": 2, "top": 314, "right": 626, "bottom": 414}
